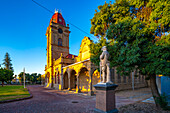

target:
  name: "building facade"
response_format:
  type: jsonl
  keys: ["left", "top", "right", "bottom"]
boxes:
{"left": 43, "top": 11, "right": 147, "bottom": 95}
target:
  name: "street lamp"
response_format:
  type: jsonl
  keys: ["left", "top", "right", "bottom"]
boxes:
{"left": 23, "top": 68, "right": 25, "bottom": 88}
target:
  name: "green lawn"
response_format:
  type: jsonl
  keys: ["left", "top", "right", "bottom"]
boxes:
{"left": 0, "top": 85, "right": 30, "bottom": 101}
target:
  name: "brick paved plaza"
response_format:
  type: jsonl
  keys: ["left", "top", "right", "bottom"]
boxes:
{"left": 0, "top": 85, "right": 154, "bottom": 113}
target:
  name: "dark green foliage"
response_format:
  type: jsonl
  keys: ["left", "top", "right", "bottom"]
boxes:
{"left": 0, "top": 68, "right": 14, "bottom": 86}
{"left": 90, "top": 0, "right": 170, "bottom": 77}
{"left": 2, "top": 52, "right": 13, "bottom": 71}
{"left": 18, "top": 72, "right": 41, "bottom": 84}
{"left": 90, "top": 2, "right": 113, "bottom": 37}
{"left": 90, "top": 38, "right": 107, "bottom": 66}
{"left": 155, "top": 93, "right": 170, "bottom": 110}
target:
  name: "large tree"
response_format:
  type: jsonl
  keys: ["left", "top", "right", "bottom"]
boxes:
{"left": 0, "top": 68, "right": 14, "bottom": 87}
{"left": 2, "top": 52, "right": 13, "bottom": 71}
{"left": 90, "top": 0, "right": 170, "bottom": 109}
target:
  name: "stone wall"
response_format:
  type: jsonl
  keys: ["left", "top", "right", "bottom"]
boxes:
{"left": 92, "top": 68, "right": 147, "bottom": 92}
{"left": 110, "top": 68, "right": 147, "bottom": 91}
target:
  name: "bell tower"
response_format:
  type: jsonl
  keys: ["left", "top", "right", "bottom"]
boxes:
{"left": 46, "top": 10, "right": 70, "bottom": 68}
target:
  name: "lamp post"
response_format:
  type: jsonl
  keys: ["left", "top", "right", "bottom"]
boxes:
{"left": 23, "top": 68, "right": 25, "bottom": 88}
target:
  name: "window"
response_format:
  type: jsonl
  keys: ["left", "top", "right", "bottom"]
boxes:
{"left": 59, "top": 18, "right": 62, "bottom": 22}
{"left": 58, "top": 73, "right": 60, "bottom": 84}
{"left": 58, "top": 38, "right": 62, "bottom": 46}
{"left": 123, "top": 75, "right": 126, "bottom": 83}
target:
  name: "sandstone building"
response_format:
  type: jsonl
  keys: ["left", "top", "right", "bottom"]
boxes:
{"left": 43, "top": 11, "right": 147, "bottom": 95}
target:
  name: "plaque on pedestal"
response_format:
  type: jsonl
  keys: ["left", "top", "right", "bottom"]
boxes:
{"left": 93, "top": 83, "right": 118, "bottom": 113}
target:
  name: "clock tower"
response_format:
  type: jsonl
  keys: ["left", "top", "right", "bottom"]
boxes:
{"left": 45, "top": 10, "right": 70, "bottom": 68}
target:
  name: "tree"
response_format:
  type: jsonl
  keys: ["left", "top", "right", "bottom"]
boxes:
{"left": 2, "top": 52, "right": 13, "bottom": 71}
{"left": 18, "top": 72, "right": 41, "bottom": 84}
{"left": 90, "top": 1, "right": 114, "bottom": 38}
{"left": 18, "top": 72, "right": 24, "bottom": 84}
{"left": 31, "top": 73, "right": 38, "bottom": 84}
{"left": 18, "top": 72, "right": 31, "bottom": 84}
{"left": 25, "top": 73, "right": 31, "bottom": 84}
{"left": 0, "top": 68, "right": 14, "bottom": 87}
{"left": 90, "top": 0, "right": 170, "bottom": 109}
{"left": 37, "top": 74, "right": 42, "bottom": 84}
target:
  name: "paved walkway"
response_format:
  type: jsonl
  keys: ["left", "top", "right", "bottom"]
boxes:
{"left": 142, "top": 97, "right": 155, "bottom": 104}
{"left": 0, "top": 85, "right": 152, "bottom": 113}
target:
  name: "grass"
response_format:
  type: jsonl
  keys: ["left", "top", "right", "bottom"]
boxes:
{"left": 0, "top": 85, "right": 30, "bottom": 101}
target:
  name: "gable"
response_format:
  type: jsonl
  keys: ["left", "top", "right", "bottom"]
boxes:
{"left": 77, "top": 37, "right": 91, "bottom": 61}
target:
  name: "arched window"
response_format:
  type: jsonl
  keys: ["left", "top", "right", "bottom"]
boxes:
{"left": 58, "top": 38, "right": 62, "bottom": 46}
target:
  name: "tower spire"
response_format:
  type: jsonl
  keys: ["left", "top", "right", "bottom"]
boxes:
{"left": 55, "top": 9, "right": 58, "bottom": 13}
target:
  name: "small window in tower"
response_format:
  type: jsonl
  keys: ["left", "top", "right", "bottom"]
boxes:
{"left": 58, "top": 38, "right": 62, "bottom": 46}
{"left": 59, "top": 18, "right": 62, "bottom": 22}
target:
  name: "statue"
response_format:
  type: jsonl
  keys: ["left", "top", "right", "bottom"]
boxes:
{"left": 100, "top": 46, "right": 112, "bottom": 84}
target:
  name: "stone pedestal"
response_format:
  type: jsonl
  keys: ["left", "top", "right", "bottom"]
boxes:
{"left": 93, "top": 83, "right": 118, "bottom": 113}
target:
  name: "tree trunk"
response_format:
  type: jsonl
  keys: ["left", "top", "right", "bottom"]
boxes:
{"left": 2, "top": 81, "right": 4, "bottom": 87}
{"left": 150, "top": 74, "right": 161, "bottom": 110}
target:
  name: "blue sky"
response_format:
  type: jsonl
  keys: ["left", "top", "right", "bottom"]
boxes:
{"left": 0, "top": 0, "right": 112, "bottom": 75}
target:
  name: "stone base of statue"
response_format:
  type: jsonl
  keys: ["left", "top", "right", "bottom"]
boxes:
{"left": 93, "top": 83, "right": 118, "bottom": 113}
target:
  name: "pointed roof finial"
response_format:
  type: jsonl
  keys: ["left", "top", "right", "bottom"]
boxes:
{"left": 60, "top": 9, "right": 62, "bottom": 15}
{"left": 55, "top": 9, "right": 58, "bottom": 13}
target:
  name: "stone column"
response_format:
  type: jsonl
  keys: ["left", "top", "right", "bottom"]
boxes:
{"left": 136, "top": 70, "right": 140, "bottom": 83}
{"left": 51, "top": 75, "right": 54, "bottom": 88}
{"left": 68, "top": 70, "right": 71, "bottom": 91}
{"left": 60, "top": 68, "right": 63, "bottom": 90}
{"left": 138, "top": 73, "right": 141, "bottom": 83}
{"left": 88, "top": 68, "right": 94, "bottom": 96}
{"left": 77, "top": 73, "right": 81, "bottom": 93}
{"left": 94, "top": 83, "right": 118, "bottom": 113}
{"left": 132, "top": 71, "right": 135, "bottom": 90}
{"left": 121, "top": 76, "right": 124, "bottom": 84}
{"left": 60, "top": 54, "right": 64, "bottom": 89}
{"left": 59, "top": 73, "right": 63, "bottom": 90}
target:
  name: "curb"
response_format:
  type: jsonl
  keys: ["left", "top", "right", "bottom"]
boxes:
{"left": 0, "top": 87, "right": 33, "bottom": 104}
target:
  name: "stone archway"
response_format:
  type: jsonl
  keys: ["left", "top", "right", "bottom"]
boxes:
{"left": 45, "top": 72, "right": 50, "bottom": 87}
{"left": 79, "top": 67, "right": 89, "bottom": 92}
{"left": 92, "top": 69, "right": 101, "bottom": 91}
{"left": 70, "top": 70, "right": 77, "bottom": 90}
{"left": 63, "top": 72, "right": 68, "bottom": 89}
{"left": 47, "top": 72, "right": 50, "bottom": 83}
